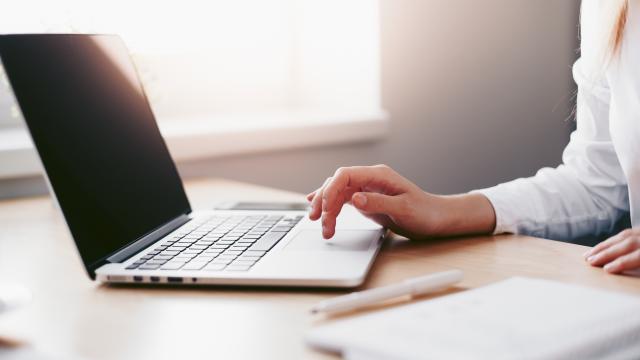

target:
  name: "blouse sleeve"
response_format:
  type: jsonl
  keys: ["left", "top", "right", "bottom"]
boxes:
{"left": 471, "top": 0, "right": 628, "bottom": 240}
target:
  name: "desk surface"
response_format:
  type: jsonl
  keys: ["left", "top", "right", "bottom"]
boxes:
{"left": 1, "top": 178, "right": 639, "bottom": 359}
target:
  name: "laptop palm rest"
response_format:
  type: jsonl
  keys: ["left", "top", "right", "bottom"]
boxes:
{"left": 285, "top": 230, "right": 378, "bottom": 252}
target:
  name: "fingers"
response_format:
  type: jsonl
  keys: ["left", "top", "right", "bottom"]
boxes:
{"left": 322, "top": 165, "right": 404, "bottom": 215}
{"left": 306, "top": 191, "right": 316, "bottom": 202}
{"left": 584, "top": 229, "right": 629, "bottom": 258}
{"left": 587, "top": 235, "right": 640, "bottom": 267}
{"left": 587, "top": 230, "right": 640, "bottom": 274}
{"left": 312, "top": 165, "right": 409, "bottom": 239}
{"left": 309, "top": 177, "right": 331, "bottom": 221}
{"left": 604, "top": 249, "right": 640, "bottom": 273}
{"left": 320, "top": 186, "right": 360, "bottom": 239}
{"left": 352, "top": 192, "right": 401, "bottom": 216}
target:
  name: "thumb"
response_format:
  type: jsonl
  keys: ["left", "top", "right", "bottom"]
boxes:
{"left": 352, "top": 192, "right": 400, "bottom": 215}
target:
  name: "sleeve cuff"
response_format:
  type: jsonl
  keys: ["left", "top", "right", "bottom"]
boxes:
{"left": 470, "top": 186, "right": 518, "bottom": 235}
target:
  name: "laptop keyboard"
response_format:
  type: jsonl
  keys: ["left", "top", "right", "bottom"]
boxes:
{"left": 125, "top": 214, "right": 303, "bottom": 272}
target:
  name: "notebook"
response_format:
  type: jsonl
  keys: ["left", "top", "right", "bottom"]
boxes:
{"left": 306, "top": 277, "right": 640, "bottom": 360}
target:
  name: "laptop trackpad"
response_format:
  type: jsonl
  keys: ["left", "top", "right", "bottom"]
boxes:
{"left": 285, "top": 230, "right": 378, "bottom": 252}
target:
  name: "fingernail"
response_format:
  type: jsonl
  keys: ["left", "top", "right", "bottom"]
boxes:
{"left": 587, "top": 256, "right": 596, "bottom": 263}
{"left": 353, "top": 193, "right": 367, "bottom": 208}
{"left": 582, "top": 250, "right": 591, "bottom": 258}
{"left": 604, "top": 262, "right": 618, "bottom": 273}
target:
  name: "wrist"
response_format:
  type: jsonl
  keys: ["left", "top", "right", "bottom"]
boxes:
{"left": 428, "top": 193, "right": 496, "bottom": 236}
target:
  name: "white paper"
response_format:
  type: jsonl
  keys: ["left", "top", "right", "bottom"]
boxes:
{"left": 306, "top": 277, "right": 640, "bottom": 360}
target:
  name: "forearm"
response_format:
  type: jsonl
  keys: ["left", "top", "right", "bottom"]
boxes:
{"left": 429, "top": 193, "right": 497, "bottom": 237}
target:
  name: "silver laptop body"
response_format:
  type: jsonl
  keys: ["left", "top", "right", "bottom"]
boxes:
{"left": 96, "top": 206, "right": 385, "bottom": 287}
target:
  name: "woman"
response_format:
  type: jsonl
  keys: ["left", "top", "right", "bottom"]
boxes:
{"left": 306, "top": 0, "right": 640, "bottom": 275}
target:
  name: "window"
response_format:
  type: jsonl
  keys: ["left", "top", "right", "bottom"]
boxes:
{"left": 0, "top": 0, "right": 387, "bottom": 179}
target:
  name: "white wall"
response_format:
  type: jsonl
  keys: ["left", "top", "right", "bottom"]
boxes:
{"left": 176, "top": 0, "right": 580, "bottom": 194}
{"left": 0, "top": 0, "right": 580, "bottom": 198}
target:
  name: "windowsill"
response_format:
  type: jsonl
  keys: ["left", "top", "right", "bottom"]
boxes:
{"left": 0, "top": 109, "right": 388, "bottom": 179}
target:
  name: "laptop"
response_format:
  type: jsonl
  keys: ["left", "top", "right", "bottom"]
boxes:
{"left": 0, "top": 34, "right": 385, "bottom": 287}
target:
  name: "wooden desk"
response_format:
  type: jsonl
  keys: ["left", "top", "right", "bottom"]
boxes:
{"left": 1, "top": 178, "right": 639, "bottom": 359}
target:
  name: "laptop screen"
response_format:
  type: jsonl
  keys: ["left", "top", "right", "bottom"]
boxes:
{"left": 0, "top": 35, "right": 191, "bottom": 274}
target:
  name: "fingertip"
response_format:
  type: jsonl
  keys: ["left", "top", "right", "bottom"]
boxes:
{"left": 321, "top": 211, "right": 336, "bottom": 239}
{"left": 309, "top": 209, "right": 320, "bottom": 221}
{"left": 322, "top": 228, "right": 334, "bottom": 239}
{"left": 604, "top": 262, "right": 620, "bottom": 273}
{"left": 308, "top": 205, "right": 320, "bottom": 220}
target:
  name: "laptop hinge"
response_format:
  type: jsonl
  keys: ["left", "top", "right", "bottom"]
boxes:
{"left": 106, "top": 214, "right": 191, "bottom": 263}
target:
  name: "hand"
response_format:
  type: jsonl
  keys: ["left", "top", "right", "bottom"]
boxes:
{"left": 307, "top": 165, "right": 437, "bottom": 239}
{"left": 306, "top": 164, "right": 496, "bottom": 239}
{"left": 585, "top": 229, "right": 640, "bottom": 274}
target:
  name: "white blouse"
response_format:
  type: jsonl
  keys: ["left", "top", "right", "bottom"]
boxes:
{"left": 474, "top": 0, "right": 640, "bottom": 241}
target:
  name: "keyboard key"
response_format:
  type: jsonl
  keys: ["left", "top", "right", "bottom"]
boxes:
{"left": 177, "top": 239, "right": 196, "bottom": 244}
{"left": 241, "top": 235, "right": 261, "bottom": 239}
{"left": 271, "top": 226, "right": 292, "bottom": 232}
{"left": 211, "top": 258, "right": 234, "bottom": 265}
{"left": 244, "top": 250, "right": 267, "bottom": 257}
{"left": 196, "top": 240, "right": 214, "bottom": 245}
{"left": 203, "top": 249, "right": 223, "bottom": 255}
{"left": 182, "top": 261, "right": 208, "bottom": 270}
{"left": 249, "top": 232, "right": 286, "bottom": 251}
{"left": 210, "top": 244, "right": 230, "bottom": 249}
{"left": 161, "top": 263, "right": 185, "bottom": 270}
{"left": 182, "top": 249, "right": 203, "bottom": 254}
{"left": 232, "top": 260, "right": 256, "bottom": 266}
{"left": 204, "top": 263, "right": 227, "bottom": 271}
{"left": 139, "top": 264, "right": 161, "bottom": 270}
{"left": 222, "top": 249, "right": 242, "bottom": 254}
{"left": 238, "top": 255, "right": 261, "bottom": 261}
{"left": 146, "top": 259, "right": 169, "bottom": 265}
{"left": 193, "top": 255, "right": 216, "bottom": 262}
{"left": 237, "top": 239, "right": 257, "bottom": 245}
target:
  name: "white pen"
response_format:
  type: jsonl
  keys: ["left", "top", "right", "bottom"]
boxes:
{"left": 310, "top": 269, "right": 463, "bottom": 315}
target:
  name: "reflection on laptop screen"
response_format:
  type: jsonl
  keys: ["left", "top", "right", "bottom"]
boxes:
{"left": 0, "top": 34, "right": 191, "bottom": 273}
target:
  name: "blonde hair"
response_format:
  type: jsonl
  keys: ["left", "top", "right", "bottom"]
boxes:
{"left": 609, "top": 0, "right": 629, "bottom": 57}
